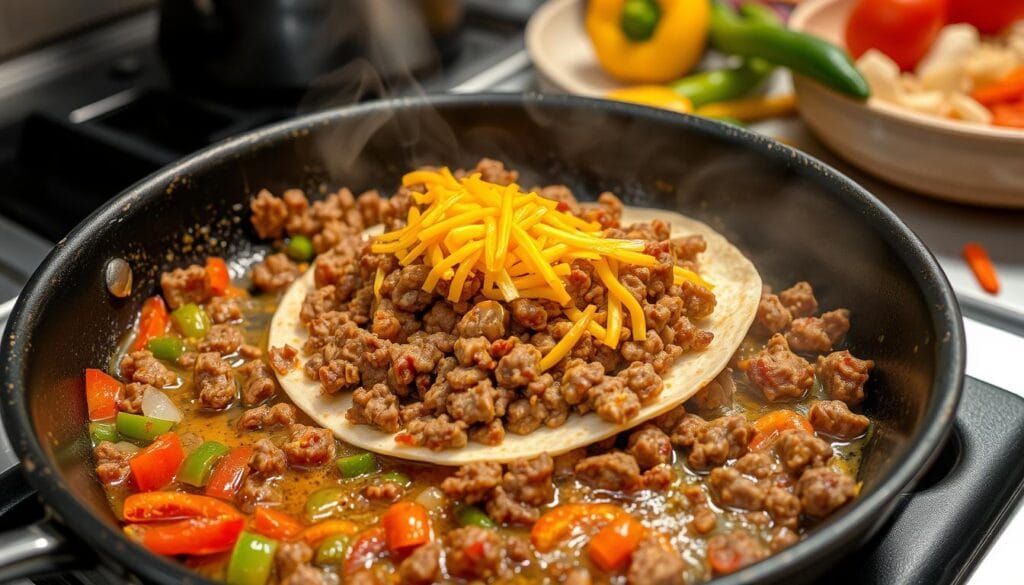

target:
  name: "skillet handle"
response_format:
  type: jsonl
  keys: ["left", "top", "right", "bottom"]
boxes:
{"left": 0, "top": 468, "right": 85, "bottom": 581}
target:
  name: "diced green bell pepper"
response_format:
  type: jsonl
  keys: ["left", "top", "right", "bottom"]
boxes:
{"left": 286, "top": 235, "right": 314, "bottom": 262}
{"left": 305, "top": 486, "right": 345, "bottom": 523}
{"left": 336, "top": 452, "right": 377, "bottom": 479}
{"left": 455, "top": 504, "right": 496, "bottom": 529}
{"left": 146, "top": 335, "right": 185, "bottom": 361}
{"left": 171, "top": 303, "right": 211, "bottom": 339}
{"left": 226, "top": 531, "right": 277, "bottom": 585}
{"left": 314, "top": 534, "right": 350, "bottom": 566}
{"left": 116, "top": 412, "right": 175, "bottom": 443}
{"left": 89, "top": 421, "right": 118, "bottom": 445}
{"left": 378, "top": 470, "right": 411, "bottom": 487}
{"left": 178, "top": 441, "right": 230, "bottom": 487}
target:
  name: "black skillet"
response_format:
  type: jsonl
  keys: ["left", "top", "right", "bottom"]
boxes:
{"left": 0, "top": 94, "right": 963, "bottom": 583}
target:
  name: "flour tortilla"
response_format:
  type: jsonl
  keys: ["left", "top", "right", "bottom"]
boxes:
{"left": 269, "top": 206, "right": 761, "bottom": 465}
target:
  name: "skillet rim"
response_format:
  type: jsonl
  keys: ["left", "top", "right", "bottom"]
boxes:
{"left": 0, "top": 92, "right": 965, "bottom": 584}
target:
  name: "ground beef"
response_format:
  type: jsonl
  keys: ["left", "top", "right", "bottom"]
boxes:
{"left": 194, "top": 352, "right": 236, "bottom": 410}
{"left": 274, "top": 540, "right": 314, "bottom": 577}
{"left": 398, "top": 542, "right": 441, "bottom": 585}
{"left": 817, "top": 350, "right": 874, "bottom": 406}
{"left": 119, "top": 382, "right": 148, "bottom": 414}
{"left": 775, "top": 429, "right": 832, "bottom": 476}
{"left": 687, "top": 368, "right": 735, "bottom": 412}
{"left": 504, "top": 398, "right": 546, "bottom": 435}
{"left": 407, "top": 415, "right": 468, "bottom": 450}
{"left": 364, "top": 482, "right": 405, "bottom": 502}
{"left": 626, "top": 536, "right": 685, "bottom": 585}
{"left": 746, "top": 334, "right": 814, "bottom": 401}
{"left": 754, "top": 288, "right": 792, "bottom": 336}
{"left": 250, "top": 189, "right": 289, "bottom": 239}
{"left": 252, "top": 253, "right": 300, "bottom": 293}
{"left": 94, "top": 441, "right": 133, "bottom": 485}
{"left": 510, "top": 298, "right": 548, "bottom": 331}
{"left": 589, "top": 378, "right": 641, "bottom": 424}
{"left": 197, "top": 324, "right": 243, "bottom": 354}
{"left": 120, "top": 350, "right": 177, "bottom": 388}
{"left": 250, "top": 438, "right": 288, "bottom": 476}
{"left": 391, "top": 265, "right": 434, "bottom": 313}
{"left": 269, "top": 345, "right": 299, "bottom": 375}
{"left": 238, "top": 361, "right": 277, "bottom": 406}
{"left": 319, "top": 359, "right": 361, "bottom": 394}
{"left": 707, "top": 531, "right": 768, "bottom": 575}
{"left": 685, "top": 415, "right": 754, "bottom": 470}
{"left": 494, "top": 344, "right": 541, "bottom": 389}
{"left": 239, "top": 344, "right": 262, "bottom": 359}
{"left": 160, "top": 265, "right": 210, "bottom": 309}
{"left": 627, "top": 426, "right": 673, "bottom": 470}
{"left": 765, "top": 486, "right": 802, "bottom": 529}
{"left": 733, "top": 451, "right": 775, "bottom": 479}
{"left": 281, "top": 424, "right": 336, "bottom": 467}
{"left": 207, "top": 296, "right": 242, "bottom": 324}
{"left": 236, "top": 475, "right": 280, "bottom": 512}
{"left": 445, "top": 526, "right": 505, "bottom": 580}
{"left": 798, "top": 467, "right": 856, "bottom": 517}
{"left": 617, "top": 362, "right": 664, "bottom": 405}
{"left": 456, "top": 300, "right": 509, "bottom": 343}
{"left": 560, "top": 360, "right": 605, "bottom": 405}
{"left": 808, "top": 400, "right": 870, "bottom": 439}
{"left": 575, "top": 452, "right": 643, "bottom": 492}
{"left": 500, "top": 454, "right": 554, "bottom": 507}
{"left": 423, "top": 301, "right": 459, "bottom": 334}
{"left": 347, "top": 384, "right": 400, "bottom": 432}
{"left": 671, "top": 234, "right": 706, "bottom": 268}
{"left": 778, "top": 282, "right": 818, "bottom": 318}
{"left": 237, "top": 403, "right": 296, "bottom": 431}
{"left": 785, "top": 309, "right": 851, "bottom": 353}
{"left": 710, "top": 467, "right": 765, "bottom": 511}
{"left": 472, "top": 158, "right": 518, "bottom": 185}
{"left": 770, "top": 526, "right": 799, "bottom": 551}
{"left": 441, "top": 462, "right": 502, "bottom": 504}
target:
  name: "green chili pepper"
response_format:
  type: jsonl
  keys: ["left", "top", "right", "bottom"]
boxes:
{"left": 314, "top": 534, "right": 350, "bottom": 566}
{"left": 89, "top": 421, "right": 119, "bottom": 445}
{"left": 171, "top": 303, "right": 211, "bottom": 339}
{"left": 305, "top": 486, "right": 345, "bottom": 522}
{"left": 146, "top": 335, "right": 185, "bottom": 361}
{"left": 115, "top": 412, "right": 175, "bottom": 443}
{"left": 226, "top": 531, "right": 277, "bottom": 585}
{"left": 378, "top": 470, "right": 412, "bottom": 487}
{"left": 620, "top": 0, "right": 661, "bottom": 42}
{"left": 455, "top": 504, "right": 496, "bottom": 529}
{"left": 336, "top": 452, "right": 377, "bottom": 479}
{"left": 286, "top": 235, "right": 315, "bottom": 262}
{"left": 178, "top": 441, "right": 230, "bottom": 487}
{"left": 708, "top": 1, "right": 869, "bottom": 99}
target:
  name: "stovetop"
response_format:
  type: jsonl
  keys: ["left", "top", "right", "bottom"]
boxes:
{"left": 1, "top": 3, "right": 1023, "bottom": 584}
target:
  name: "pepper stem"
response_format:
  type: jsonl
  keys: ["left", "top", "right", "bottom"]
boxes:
{"left": 620, "top": 0, "right": 661, "bottom": 42}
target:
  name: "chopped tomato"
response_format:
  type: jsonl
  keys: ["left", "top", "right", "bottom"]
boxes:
{"left": 531, "top": 503, "right": 629, "bottom": 552}
{"left": 589, "top": 514, "right": 647, "bottom": 571}
{"left": 205, "top": 257, "right": 231, "bottom": 296}
{"left": 131, "top": 296, "right": 169, "bottom": 352}
{"left": 845, "top": 0, "right": 947, "bottom": 70}
{"left": 126, "top": 516, "right": 244, "bottom": 556}
{"left": 749, "top": 410, "right": 814, "bottom": 451}
{"left": 123, "top": 492, "right": 241, "bottom": 522}
{"left": 948, "top": 0, "right": 1024, "bottom": 34}
{"left": 344, "top": 526, "right": 388, "bottom": 576}
{"left": 299, "top": 519, "right": 359, "bottom": 546}
{"left": 130, "top": 432, "right": 184, "bottom": 492}
{"left": 84, "top": 368, "right": 121, "bottom": 421}
{"left": 380, "top": 502, "right": 432, "bottom": 554}
{"left": 206, "top": 446, "right": 253, "bottom": 500}
{"left": 253, "top": 506, "right": 305, "bottom": 541}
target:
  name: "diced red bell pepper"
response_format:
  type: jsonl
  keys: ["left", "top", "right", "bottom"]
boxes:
{"left": 125, "top": 516, "right": 244, "bottom": 556}
{"left": 129, "top": 432, "right": 184, "bottom": 492}
{"left": 253, "top": 505, "right": 305, "bottom": 541}
{"left": 380, "top": 502, "right": 432, "bottom": 555}
{"left": 343, "top": 526, "right": 387, "bottom": 576}
{"left": 123, "top": 491, "right": 241, "bottom": 522}
{"left": 205, "top": 257, "right": 231, "bottom": 297}
{"left": 589, "top": 514, "right": 646, "bottom": 571}
{"left": 206, "top": 446, "right": 253, "bottom": 500}
{"left": 131, "top": 296, "right": 169, "bottom": 352}
{"left": 84, "top": 368, "right": 122, "bottom": 421}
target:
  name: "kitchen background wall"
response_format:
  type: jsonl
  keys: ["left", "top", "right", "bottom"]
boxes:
{"left": 0, "top": 0, "right": 153, "bottom": 59}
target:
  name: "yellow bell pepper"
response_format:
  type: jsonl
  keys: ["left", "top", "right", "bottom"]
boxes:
{"left": 586, "top": 0, "right": 710, "bottom": 84}
{"left": 695, "top": 93, "right": 797, "bottom": 122}
{"left": 606, "top": 85, "right": 694, "bottom": 114}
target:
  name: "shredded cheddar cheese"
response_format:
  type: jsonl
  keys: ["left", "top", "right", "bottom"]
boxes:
{"left": 370, "top": 168, "right": 713, "bottom": 350}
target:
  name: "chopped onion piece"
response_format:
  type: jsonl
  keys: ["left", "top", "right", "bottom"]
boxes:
{"left": 113, "top": 441, "right": 141, "bottom": 456}
{"left": 415, "top": 487, "right": 446, "bottom": 512}
{"left": 950, "top": 93, "right": 993, "bottom": 124}
{"left": 141, "top": 388, "right": 182, "bottom": 423}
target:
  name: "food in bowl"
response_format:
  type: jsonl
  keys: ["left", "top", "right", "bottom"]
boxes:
{"left": 85, "top": 159, "right": 875, "bottom": 583}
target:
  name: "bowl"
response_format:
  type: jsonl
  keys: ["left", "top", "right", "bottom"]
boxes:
{"left": 790, "top": 0, "right": 1024, "bottom": 208}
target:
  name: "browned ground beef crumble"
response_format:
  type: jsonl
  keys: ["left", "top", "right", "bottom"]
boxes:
{"left": 89, "top": 159, "right": 876, "bottom": 585}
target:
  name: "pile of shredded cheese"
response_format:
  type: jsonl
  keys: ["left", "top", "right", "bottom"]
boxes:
{"left": 370, "top": 168, "right": 710, "bottom": 366}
